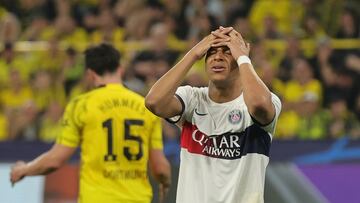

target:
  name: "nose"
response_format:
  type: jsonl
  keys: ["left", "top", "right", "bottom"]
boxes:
{"left": 213, "top": 51, "right": 224, "bottom": 61}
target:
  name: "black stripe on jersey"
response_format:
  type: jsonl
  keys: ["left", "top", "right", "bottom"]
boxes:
{"left": 165, "top": 94, "right": 185, "bottom": 124}
{"left": 250, "top": 114, "right": 275, "bottom": 127}
{"left": 239, "top": 124, "right": 271, "bottom": 157}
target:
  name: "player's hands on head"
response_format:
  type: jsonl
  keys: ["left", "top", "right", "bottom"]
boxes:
{"left": 10, "top": 161, "right": 27, "bottom": 185}
{"left": 190, "top": 26, "right": 232, "bottom": 60}
{"left": 212, "top": 28, "right": 250, "bottom": 59}
{"left": 211, "top": 26, "right": 233, "bottom": 39}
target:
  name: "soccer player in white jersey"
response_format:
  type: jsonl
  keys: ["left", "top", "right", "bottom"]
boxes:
{"left": 145, "top": 26, "right": 282, "bottom": 203}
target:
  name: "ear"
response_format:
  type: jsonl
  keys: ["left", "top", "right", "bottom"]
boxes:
{"left": 116, "top": 66, "right": 124, "bottom": 77}
{"left": 86, "top": 69, "right": 97, "bottom": 81}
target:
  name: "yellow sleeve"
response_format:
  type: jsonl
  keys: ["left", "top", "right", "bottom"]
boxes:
{"left": 150, "top": 117, "right": 163, "bottom": 150}
{"left": 56, "top": 98, "right": 83, "bottom": 147}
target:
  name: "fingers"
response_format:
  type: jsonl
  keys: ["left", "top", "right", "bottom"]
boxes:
{"left": 228, "top": 30, "right": 245, "bottom": 44}
{"left": 211, "top": 30, "right": 229, "bottom": 40}
{"left": 246, "top": 42, "right": 251, "bottom": 50}
{"left": 211, "top": 41, "right": 229, "bottom": 48}
{"left": 159, "top": 183, "right": 168, "bottom": 203}
{"left": 159, "top": 185, "right": 164, "bottom": 203}
{"left": 10, "top": 161, "right": 26, "bottom": 186}
{"left": 211, "top": 37, "right": 230, "bottom": 44}
{"left": 218, "top": 26, "right": 233, "bottom": 34}
{"left": 211, "top": 26, "right": 233, "bottom": 38}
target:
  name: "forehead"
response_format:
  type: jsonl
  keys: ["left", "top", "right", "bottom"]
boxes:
{"left": 207, "top": 46, "right": 229, "bottom": 53}
{"left": 205, "top": 46, "right": 230, "bottom": 60}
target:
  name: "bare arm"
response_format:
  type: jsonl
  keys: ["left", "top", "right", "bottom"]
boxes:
{"left": 145, "top": 28, "right": 232, "bottom": 118}
{"left": 213, "top": 29, "right": 275, "bottom": 124}
{"left": 149, "top": 149, "right": 171, "bottom": 203}
{"left": 10, "top": 144, "right": 76, "bottom": 185}
{"left": 239, "top": 63, "right": 275, "bottom": 124}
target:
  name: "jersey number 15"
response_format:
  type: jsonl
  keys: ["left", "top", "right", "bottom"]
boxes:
{"left": 103, "top": 118, "right": 144, "bottom": 162}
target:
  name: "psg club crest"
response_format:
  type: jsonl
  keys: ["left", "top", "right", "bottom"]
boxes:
{"left": 228, "top": 110, "right": 241, "bottom": 124}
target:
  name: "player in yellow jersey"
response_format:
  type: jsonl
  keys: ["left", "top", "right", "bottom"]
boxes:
{"left": 10, "top": 44, "right": 171, "bottom": 203}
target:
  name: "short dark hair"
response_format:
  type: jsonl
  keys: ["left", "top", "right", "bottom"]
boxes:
{"left": 84, "top": 43, "right": 120, "bottom": 75}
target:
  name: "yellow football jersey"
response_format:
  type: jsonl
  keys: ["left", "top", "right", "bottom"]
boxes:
{"left": 56, "top": 84, "right": 163, "bottom": 203}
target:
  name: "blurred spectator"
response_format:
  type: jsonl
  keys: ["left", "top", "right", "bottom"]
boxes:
{"left": 81, "top": 11, "right": 98, "bottom": 35}
{"left": 231, "top": 17, "right": 256, "bottom": 42}
{"left": 30, "top": 70, "right": 66, "bottom": 113}
{"left": 276, "top": 58, "right": 322, "bottom": 139}
{"left": 146, "top": 21, "right": 180, "bottom": 65}
{"left": 90, "top": 9, "right": 124, "bottom": 44}
{"left": 0, "top": 43, "right": 14, "bottom": 86}
{"left": 336, "top": 7, "right": 360, "bottom": 39}
{"left": 257, "top": 61, "right": 283, "bottom": 95}
{"left": 7, "top": 100, "right": 38, "bottom": 140}
{"left": 326, "top": 96, "right": 360, "bottom": 139}
{"left": 309, "top": 38, "right": 335, "bottom": 85}
{"left": 113, "top": 0, "right": 145, "bottom": 28}
{"left": 61, "top": 47, "right": 84, "bottom": 95}
{"left": 0, "top": 6, "right": 21, "bottom": 43}
{"left": 0, "top": 43, "right": 34, "bottom": 83}
{"left": 20, "top": 15, "right": 49, "bottom": 41}
{"left": 33, "top": 38, "right": 65, "bottom": 72}
{"left": 124, "top": 51, "right": 157, "bottom": 96}
{"left": 0, "top": 7, "right": 21, "bottom": 43}
{"left": 123, "top": 5, "right": 152, "bottom": 41}
{"left": 262, "top": 15, "right": 283, "bottom": 39}
{"left": 1, "top": 69, "right": 33, "bottom": 112}
{"left": 38, "top": 101, "right": 64, "bottom": 142}
{"left": 161, "top": 0, "right": 189, "bottom": 39}
{"left": 54, "top": 15, "right": 88, "bottom": 51}
{"left": 278, "top": 36, "right": 304, "bottom": 82}
{"left": 249, "top": 0, "right": 302, "bottom": 38}
{"left": 302, "top": 13, "right": 326, "bottom": 39}
{"left": 296, "top": 106, "right": 330, "bottom": 140}
{"left": 345, "top": 53, "right": 360, "bottom": 73}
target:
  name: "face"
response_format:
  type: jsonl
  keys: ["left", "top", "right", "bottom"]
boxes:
{"left": 205, "top": 46, "right": 238, "bottom": 84}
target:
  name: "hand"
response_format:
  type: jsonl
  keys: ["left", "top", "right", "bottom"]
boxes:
{"left": 158, "top": 183, "right": 170, "bottom": 203}
{"left": 189, "top": 27, "right": 233, "bottom": 60}
{"left": 10, "top": 161, "right": 27, "bottom": 186}
{"left": 212, "top": 29, "right": 250, "bottom": 59}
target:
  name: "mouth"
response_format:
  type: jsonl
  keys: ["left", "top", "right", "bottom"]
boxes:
{"left": 211, "top": 66, "right": 226, "bottom": 72}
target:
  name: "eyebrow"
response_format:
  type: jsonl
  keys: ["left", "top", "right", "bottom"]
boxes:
{"left": 207, "top": 46, "right": 230, "bottom": 55}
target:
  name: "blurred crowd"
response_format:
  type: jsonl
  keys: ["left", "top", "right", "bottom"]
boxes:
{"left": 0, "top": 0, "right": 360, "bottom": 163}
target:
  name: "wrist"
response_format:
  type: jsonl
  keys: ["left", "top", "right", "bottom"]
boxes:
{"left": 186, "top": 51, "right": 201, "bottom": 62}
{"left": 236, "top": 55, "right": 252, "bottom": 67}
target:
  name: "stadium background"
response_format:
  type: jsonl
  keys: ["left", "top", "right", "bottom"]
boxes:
{"left": 0, "top": 0, "right": 359, "bottom": 202}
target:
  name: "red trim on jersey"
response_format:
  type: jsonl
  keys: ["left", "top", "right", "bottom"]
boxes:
{"left": 181, "top": 121, "right": 207, "bottom": 155}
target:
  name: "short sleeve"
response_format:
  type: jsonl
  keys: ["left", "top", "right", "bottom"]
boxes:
{"left": 262, "top": 93, "right": 282, "bottom": 133}
{"left": 166, "top": 85, "right": 195, "bottom": 123}
{"left": 56, "top": 98, "right": 83, "bottom": 148}
{"left": 150, "top": 117, "right": 163, "bottom": 150}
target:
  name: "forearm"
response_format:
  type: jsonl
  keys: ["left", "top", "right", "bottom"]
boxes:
{"left": 239, "top": 62, "right": 273, "bottom": 123}
{"left": 23, "top": 152, "right": 62, "bottom": 176}
{"left": 149, "top": 150, "right": 171, "bottom": 187}
{"left": 145, "top": 52, "right": 197, "bottom": 113}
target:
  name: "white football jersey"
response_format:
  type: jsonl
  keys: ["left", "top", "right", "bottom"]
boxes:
{"left": 169, "top": 86, "right": 282, "bottom": 203}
